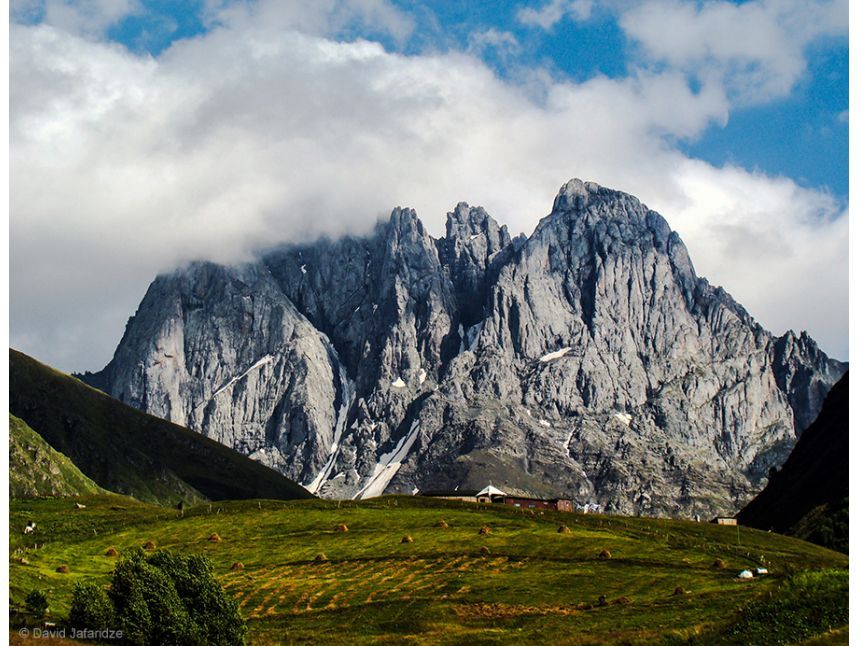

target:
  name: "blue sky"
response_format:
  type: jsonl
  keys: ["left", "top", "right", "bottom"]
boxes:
{"left": 10, "top": 0, "right": 849, "bottom": 369}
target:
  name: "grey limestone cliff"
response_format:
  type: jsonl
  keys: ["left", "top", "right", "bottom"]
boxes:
{"left": 85, "top": 179, "right": 846, "bottom": 515}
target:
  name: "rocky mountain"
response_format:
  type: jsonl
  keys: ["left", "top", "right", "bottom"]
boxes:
{"left": 737, "top": 372, "right": 848, "bottom": 552}
{"left": 83, "top": 179, "right": 846, "bottom": 516}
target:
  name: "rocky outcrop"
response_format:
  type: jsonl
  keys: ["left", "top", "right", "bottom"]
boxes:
{"left": 85, "top": 179, "right": 846, "bottom": 515}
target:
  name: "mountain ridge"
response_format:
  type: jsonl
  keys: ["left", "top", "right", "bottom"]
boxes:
{"left": 82, "top": 179, "right": 846, "bottom": 515}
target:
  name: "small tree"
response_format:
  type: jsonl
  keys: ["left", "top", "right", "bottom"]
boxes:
{"left": 70, "top": 548, "right": 245, "bottom": 645}
{"left": 25, "top": 590, "right": 48, "bottom": 618}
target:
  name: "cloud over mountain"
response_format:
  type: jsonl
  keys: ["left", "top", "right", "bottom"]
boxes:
{"left": 9, "top": 0, "right": 848, "bottom": 370}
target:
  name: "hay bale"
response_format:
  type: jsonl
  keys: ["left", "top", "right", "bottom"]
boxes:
{"left": 712, "top": 558, "right": 727, "bottom": 569}
{"left": 230, "top": 562, "right": 244, "bottom": 571}
{"left": 478, "top": 526, "right": 492, "bottom": 535}
{"left": 335, "top": 524, "right": 349, "bottom": 532}
{"left": 208, "top": 533, "right": 222, "bottom": 543}
{"left": 598, "top": 549, "right": 611, "bottom": 560}
{"left": 479, "top": 546, "right": 490, "bottom": 555}
{"left": 143, "top": 540, "right": 156, "bottom": 550}
{"left": 56, "top": 565, "right": 69, "bottom": 574}
{"left": 673, "top": 586, "right": 687, "bottom": 596}
{"left": 436, "top": 519, "right": 449, "bottom": 528}
{"left": 104, "top": 547, "right": 119, "bottom": 557}
{"left": 314, "top": 553, "right": 328, "bottom": 562}
{"left": 614, "top": 596, "right": 632, "bottom": 605}
{"left": 557, "top": 525, "right": 571, "bottom": 534}
{"left": 400, "top": 535, "right": 413, "bottom": 544}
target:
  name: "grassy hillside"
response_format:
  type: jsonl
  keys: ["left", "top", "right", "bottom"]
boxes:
{"left": 738, "top": 373, "right": 848, "bottom": 553}
{"left": 9, "top": 349, "right": 314, "bottom": 506}
{"left": 10, "top": 495, "right": 847, "bottom": 644}
{"left": 9, "top": 414, "right": 106, "bottom": 499}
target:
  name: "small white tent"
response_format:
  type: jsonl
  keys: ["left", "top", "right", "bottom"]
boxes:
{"left": 476, "top": 485, "right": 506, "bottom": 501}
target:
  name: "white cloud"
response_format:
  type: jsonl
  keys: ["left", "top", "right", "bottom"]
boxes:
{"left": 517, "top": 0, "right": 593, "bottom": 30}
{"left": 467, "top": 28, "right": 520, "bottom": 58}
{"left": 619, "top": 0, "right": 847, "bottom": 104}
{"left": 9, "top": 2, "right": 848, "bottom": 372}
{"left": 11, "top": 0, "right": 143, "bottom": 37}
{"left": 654, "top": 160, "right": 848, "bottom": 359}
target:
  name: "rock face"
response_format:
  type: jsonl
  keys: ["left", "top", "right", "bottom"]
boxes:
{"left": 85, "top": 179, "right": 846, "bottom": 515}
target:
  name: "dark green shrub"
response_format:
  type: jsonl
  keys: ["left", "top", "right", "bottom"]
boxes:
{"left": 25, "top": 589, "right": 48, "bottom": 618}
{"left": 69, "top": 583, "right": 114, "bottom": 632}
{"left": 69, "top": 548, "right": 245, "bottom": 645}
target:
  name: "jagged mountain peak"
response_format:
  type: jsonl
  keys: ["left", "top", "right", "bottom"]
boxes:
{"left": 382, "top": 206, "right": 423, "bottom": 235}
{"left": 553, "top": 177, "right": 600, "bottom": 209}
{"left": 83, "top": 179, "right": 846, "bottom": 514}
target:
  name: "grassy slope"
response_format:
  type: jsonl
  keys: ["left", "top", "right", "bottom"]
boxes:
{"left": 10, "top": 495, "right": 847, "bottom": 644}
{"left": 9, "top": 414, "right": 106, "bottom": 499}
{"left": 9, "top": 349, "right": 314, "bottom": 505}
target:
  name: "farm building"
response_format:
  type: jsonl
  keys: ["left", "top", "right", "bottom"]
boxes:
{"left": 502, "top": 496, "right": 574, "bottom": 512}
{"left": 420, "top": 485, "right": 573, "bottom": 512}
{"left": 417, "top": 489, "right": 479, "bottom": 503}
{"left": 476, "top": 484, "right": 507, "bottom": 503}
{"left": 711, "top": 517, "right": 738, "bottom": 526}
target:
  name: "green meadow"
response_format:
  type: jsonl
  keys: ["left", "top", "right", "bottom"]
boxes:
{"left": 10, "top": 495, "right": 847, "bottom": 644}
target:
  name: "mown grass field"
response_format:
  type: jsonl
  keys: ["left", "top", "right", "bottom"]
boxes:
{"left": 9, "top": 495, "right": 848, "bottom": 644}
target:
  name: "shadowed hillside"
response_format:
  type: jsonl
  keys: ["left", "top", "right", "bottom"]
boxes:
{"left": 9, "top": 349, "right": 314, "bottom": 506}
{"left": 738, "top": 373, "right": 848, "bottom": 552}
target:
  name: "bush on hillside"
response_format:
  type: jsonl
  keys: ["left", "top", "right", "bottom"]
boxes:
{"left": 25, "top": 590, "right": 48, "bottom": 618}
{"left": 69, "top": 583, "right": 114, "bottom": 632}
{"left": 69, "top": 548, "right": 246, "bottom": 645}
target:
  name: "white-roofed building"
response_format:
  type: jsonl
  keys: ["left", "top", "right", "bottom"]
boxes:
{"left": 476, "top": 485, "right": 506, "bottom": 503}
